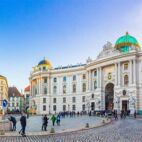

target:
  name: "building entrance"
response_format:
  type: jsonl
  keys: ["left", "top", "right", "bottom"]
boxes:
{"left": 105, "top": 83, "right": 114, "bottom": 110}
{"left": 122, "top": 100, "right": 128, "bottom": 111}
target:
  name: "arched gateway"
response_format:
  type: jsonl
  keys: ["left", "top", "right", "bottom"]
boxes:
{"left": 105, "top": 83, "right": 114, "bottom": 110}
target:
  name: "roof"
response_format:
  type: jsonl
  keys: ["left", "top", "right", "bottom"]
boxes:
{"left": 38, "top": 59, "right": 52, "bottom": 69}
{"left": 24, "top": 85, "right": 30, "bottom": 92}
{"left": 8, "top": 87, "right": 23, "bottom": 97}
{"left": 115, "top": 32, "right": 140, "bottom": 49}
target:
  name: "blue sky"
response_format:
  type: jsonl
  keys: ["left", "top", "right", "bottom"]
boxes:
{"left": 0, "top": 0, "right": 142, "bottom": 91}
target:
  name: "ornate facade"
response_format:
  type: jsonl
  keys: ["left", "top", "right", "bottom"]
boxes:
{"left": 0, "top": 75, "right": 8, "bottom": 115}
{"left": 29, "top": 33, "right": 142, "bottom": 115}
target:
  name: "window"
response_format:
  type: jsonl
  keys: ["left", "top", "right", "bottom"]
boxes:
{"left": 43, "top": 66, "right": 46, "bottom": 70}
{"left": 53, "top": 78, "right": 57, "bottom": 83}
{"left": 94, "top": 81, "right": 97, "bottom": 90}
{"left": 92, "top": 94, "right": 94, "bottom": 99}
{"left": 82, "top": 104, "right": 85, "bottom": 111}
{"left": 43, "top": 98, "right": 46, "bottom": 103}
{"left": 63, "top": 85, "right": 66, "bottom": 94}
{"left": 44, "top": 87, "right": 47, "bottom": 94}
{"left": 53, "top": 105, "right": 56, "bottom": 111}
{"left": 43, "top": 105, "right": 46, "bottom": 111}
{"left": 72, "top": 105, "right": 76, "bottom": 111}
{"left": 72, "top": 97, "right": 76, "bottom": 103}
{"left": 44, "top": 78, "right": 47, "bottom": 83}
{"left": 124, "top": 63, "right": 128, "bottom": 70}
{"left": 124, "top": 75, "right": 129, "bottom": 85}
{"left": 12, "top": 103, "right": 14, "bottom": 107}
{"left": 82, "top": 74, "right": 86, "bottom": 80}
{"left": 53, "top": 98, "right": 56, "bottom": 103}
{"left": 82, "top": 96, "right": 85, "bottom": 102}
{"left": 35, "top": 88, "right": 37, "bottom": 95}
{"left": 63, "top": 97, "right": 66, "bottom": 103}
{"left": 72, "top": 84, "right": 76, "bottom": 93}
{"left": 63, "top": 105, "right": 66, "bottom": 111}
{"left": 82, "top": 83, "right": 86, "bottom": 92}
{"left": 94, "top": 70, "right": 97, "bottom": 76}
{"left": 16, "top": 103, "right": 19, "bottom": 107}
{"left": 73, "top": 75, "right": 76, "bottom": 81}
{"left": 63, "top": 76, "right": 66, "bottom": 82}
{"left": 53, "top": 86, "right": 57, "bottom": 94}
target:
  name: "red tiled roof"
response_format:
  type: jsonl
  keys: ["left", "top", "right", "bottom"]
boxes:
{"left": 8, "top": 87, "right": 23, "bottom": 97}
{"left": 24, "top": 85, "right": 30, "bottom": 92}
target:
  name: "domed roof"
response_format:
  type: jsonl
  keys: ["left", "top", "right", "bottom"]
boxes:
{"left": 38, "top": 58, "right": 52, "bottom": 68}
{"left": 115, "top": 32, "right": 140, "bottom": 49}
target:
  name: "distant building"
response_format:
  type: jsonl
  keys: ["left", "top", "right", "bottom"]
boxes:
{"left": 8, "top": 87, "right": 24, "bottom": 112}
{"left": 24, "top": 85, "right": 30, "bottom": 110}
{"left": 0, "top": 75, "right": 8, "bottom": 115}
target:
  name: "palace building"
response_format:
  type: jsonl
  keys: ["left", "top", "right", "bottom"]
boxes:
{"left": 29, "top": 32, "right": 142, "bottom": 115}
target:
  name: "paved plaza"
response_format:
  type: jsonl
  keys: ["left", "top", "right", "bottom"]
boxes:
{"left": 16, "top": 115, "right": 103, "bottom": 132}
{"left": 0, "top": 117, "right": 142, "bottom": 142}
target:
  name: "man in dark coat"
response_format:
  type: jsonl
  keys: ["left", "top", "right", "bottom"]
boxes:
{"left": 43, "top": 115, "right": 49, "bottom": 131}
{"left": 20, "top": 113, "right": 27, "bottom": 136}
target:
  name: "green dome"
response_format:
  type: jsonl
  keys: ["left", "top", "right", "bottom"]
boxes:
{"left": 115, "top": 32, "right": 140, "bottom": 49}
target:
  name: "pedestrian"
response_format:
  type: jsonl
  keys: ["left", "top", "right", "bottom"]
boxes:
{"left": 19, "top": 112, "right": 27, "bottom": 137}
{"left": 56, "top": 114, "right": 61, "bottom": 126}
{"left": 114, "top": 110, "right": 118, "bottom": 120}
{"left": 134, "top": 111, "right": 137, "bottom": 119}
{"left": 8, "top": 116, "right": 17, "bottom": 131}
{"left": 43, "top": 115, "right": 49, "bottom": 131}
{"left": 51, "top": 115, "right": 56, "bottom": 126}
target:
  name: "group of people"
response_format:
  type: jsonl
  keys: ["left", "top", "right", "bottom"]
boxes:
{"left": 41, "top": 114, "right": 61, "bottom": 131}
{"left": 9, "top": 112, "right": 27, "bottom": 137}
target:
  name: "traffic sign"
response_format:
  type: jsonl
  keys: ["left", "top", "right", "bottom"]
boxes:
{"left": 2, "top": 99, "right": 8, "bottom": 108}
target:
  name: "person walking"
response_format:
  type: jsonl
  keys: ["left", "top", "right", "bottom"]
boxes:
{"left": 56, "top": 114, "right": 61, "bottom": 126}
{"left": 134, "top": 111, "right": 137, "bottom": 119}
{"left": 43, "top": 115, "right": 49, "bottom": 131}
{"left": 51, "top": 115, "right": 56, "bottom": 126}
{"left": 19, "top": 112, "right": 27, "bottom": 137}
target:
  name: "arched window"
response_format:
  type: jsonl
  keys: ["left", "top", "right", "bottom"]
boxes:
{"left": 63, "top": 85, "right": 66, "bottom": 94}
{"left": 53, "top": 86, "right": 57, "bottom": 94}
{"left": 73, "top": 84, "right": 76, "bottom": 93}
{"left": 124, "top": 75, "right": 129, "bottom": 85}
{"left": 44, "top": 87, "right": 47, "bottom": 94}
{"left": 94, "top": 81, "right": 97, "bottom": 90}
{"left": 82, "top": 83, "right": 86, "bottom": 92}
{"left": 73, "top": 75, "right": 76, "bottom": 81}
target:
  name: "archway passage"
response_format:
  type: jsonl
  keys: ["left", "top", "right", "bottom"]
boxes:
{"left": 105, "top": 83, "right": 114, "bottom": 110}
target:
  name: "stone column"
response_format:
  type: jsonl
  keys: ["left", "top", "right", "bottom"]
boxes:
{"left": 48, "top": 76, "right": 50, "bottom": 94}
{"left": 129, "top": 60, "right": 132, "bottom": 84}
{"left": 133, "top": 59, "right": 136, "bottom": 84}
{"left": 115, "top": 63, "right": 118, "bottom": 86}
{"left": 89, "top": 70, "right": 92, "bottom": 91}
{"left": 100, "top": 67, "right": 102, "bottom": 88}
{"left": 118, "top": 62, "right": 121, "bottom": 86}
{"left": 97, "top": 68, "right": 99, "bottom": 88}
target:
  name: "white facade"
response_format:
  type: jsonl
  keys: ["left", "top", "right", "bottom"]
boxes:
{"left": 29, "top": 35, "right": 142, "bottom": 115}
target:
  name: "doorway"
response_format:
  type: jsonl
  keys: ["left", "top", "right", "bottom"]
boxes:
{"left": 105, "top": 83, "right": 114, "bottom": 110}
{"left": 122, "top": 100, "right": 128, "bottom": 111}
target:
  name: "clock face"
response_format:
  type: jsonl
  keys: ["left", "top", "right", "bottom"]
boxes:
{"left": 108, "top": 73, "right": 111, "bottom": 80}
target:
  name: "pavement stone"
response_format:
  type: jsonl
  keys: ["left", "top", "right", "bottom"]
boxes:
{"left": 0, "top": 118, "right": 142, "bottom": 142}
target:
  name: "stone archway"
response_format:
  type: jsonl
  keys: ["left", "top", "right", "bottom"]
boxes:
{"left": 105, "top": 83, "right": 114, "bottom": 110}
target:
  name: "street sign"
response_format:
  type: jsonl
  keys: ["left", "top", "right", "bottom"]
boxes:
{"left": 2, "top": 99, "right": 8, "bottom": 108}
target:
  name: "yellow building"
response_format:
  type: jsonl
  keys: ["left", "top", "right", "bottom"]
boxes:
{"left": 0, "top": 75, "right": 8, "bottom": 115}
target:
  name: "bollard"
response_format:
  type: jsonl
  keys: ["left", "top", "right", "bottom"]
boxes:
{"left": 102, "top": 119, "right": 105, "bottom": 124}
{"left": 50, "top": 128, "right": 55, "bottom": 133}
{"left": 86, "top": 123, "right": 89, "bottom": 128}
